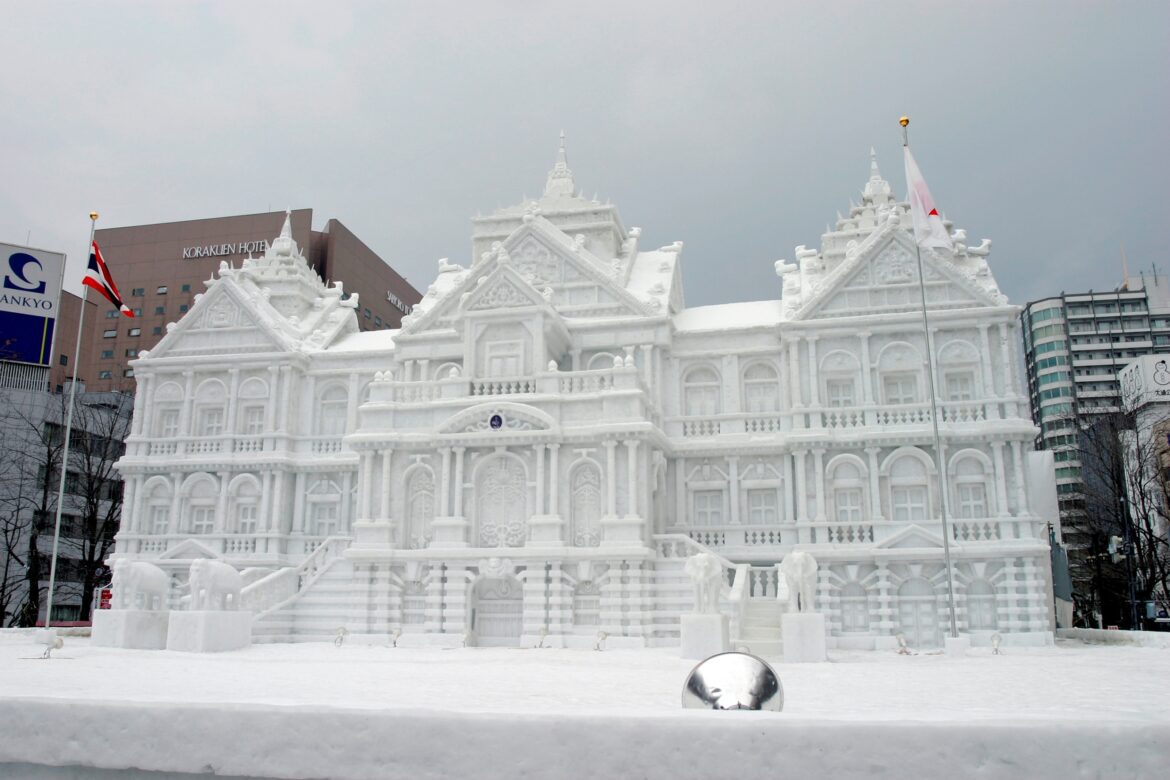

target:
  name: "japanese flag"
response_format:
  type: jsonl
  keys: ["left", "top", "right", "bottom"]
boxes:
{"left": 903, "top": 146, "right": 953, "bottom": 251}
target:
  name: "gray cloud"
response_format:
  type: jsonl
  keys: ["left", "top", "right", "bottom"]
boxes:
{"left": 1, "top": 1, "right": 1166, "bottom": 307}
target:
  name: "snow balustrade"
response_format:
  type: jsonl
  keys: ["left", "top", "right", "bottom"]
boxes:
{"left": 668, "top": 399, "right": 1005, "bottom": 440}
{"left": 367, "top": 361, "right": 648, "bottom": 403}
{"left": 669, "top": 514, "right": 1047, "bottom": 554}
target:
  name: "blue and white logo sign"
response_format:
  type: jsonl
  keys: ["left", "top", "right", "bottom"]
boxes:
{"left": 0, "top": 242, "right": 65, "bottom": 366}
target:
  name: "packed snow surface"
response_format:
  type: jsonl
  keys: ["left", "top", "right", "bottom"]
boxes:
{"left": 0, "top": 634, "right": 1167, "bottom": 779}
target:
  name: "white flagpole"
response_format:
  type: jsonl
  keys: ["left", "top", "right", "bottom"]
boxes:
{"left": 900, "top": 117, "right": 959, "bottom": 640}
{"left": 44, "top": 211, "right": 98, "bottom": 629}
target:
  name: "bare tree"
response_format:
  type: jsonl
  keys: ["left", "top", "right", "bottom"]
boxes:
{"left": 1076, "top": 409, "right": 1170, "bottom": 627}
{"left": 0, "top": 388, "right": 130, "bottom": 626}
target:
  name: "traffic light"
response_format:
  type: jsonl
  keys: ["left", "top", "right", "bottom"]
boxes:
{"left": 1108, "top": 535, "right": 1126, "bottom": 564}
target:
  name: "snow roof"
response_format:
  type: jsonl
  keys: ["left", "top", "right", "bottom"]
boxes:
{"left": 673, "top": 299, "right": 783, "bottom": 333}
{"left": 325, "top": 329, "right": 398, "bottom": 353}
{"left": 625, "top": 249, "right": 678, "bottom": 313}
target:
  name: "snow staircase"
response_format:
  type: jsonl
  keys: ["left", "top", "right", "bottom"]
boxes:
{"left": 244, "top": 536, "right": 355, "bottom": 643}
{"left": 735, "top": 598, "right": 784, "bottom": 659}
{"left": 646, "top": 556, "right": 697, "bottom": 645}
{"left": 651, "top": 534, "right": 785, "bottom": 656}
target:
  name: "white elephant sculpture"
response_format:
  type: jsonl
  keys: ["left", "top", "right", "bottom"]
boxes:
{"left": 188, "top": 559, "right": 244, "bottom": 611}
{"left": 684, "top": 553, "right": 724, "bottom": 614}
{"left": 778, "top": 551, "right": 818, "bottom": 614}
{"left": 111, "top": 558, "right": 170, "bottom": 611}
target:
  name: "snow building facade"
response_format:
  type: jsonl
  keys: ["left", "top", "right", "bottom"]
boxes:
{"left": 112, "top": 144, "right": 1058, "bottom": 650}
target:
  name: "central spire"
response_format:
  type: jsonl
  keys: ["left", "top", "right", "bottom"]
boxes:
{"left": 543, "top": 130, "right": 577, "bottom": 198}
{"left": 862, "top": 146, "right": 892, "bottom": 203}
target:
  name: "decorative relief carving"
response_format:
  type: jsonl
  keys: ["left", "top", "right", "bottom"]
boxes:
{"left": 873, "top": 246, "right": 915, "bottom": 284}
{"left": 208, "top": 302, "right": 236, "bottom": 329}
{"left": 512, "top": 237, "right": 558, "bottom": 286}
{"left": 469, "top": 279, "right": 531, "bottom": 310}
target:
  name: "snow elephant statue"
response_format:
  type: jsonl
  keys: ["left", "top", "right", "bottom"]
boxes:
{"left": 778, "top": 551, "right": 818, "bottom": 614}
{"left": 111, "top": 558, "right": 171, "bottom": 611}
{"left": 684, "top": 553, "right": 725, "bottom": 614}
{"left": 188, "top": 559, "right": 244, "bottom": 611}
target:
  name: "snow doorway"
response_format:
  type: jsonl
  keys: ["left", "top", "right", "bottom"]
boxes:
{"left": 472, "top": 576, "right": 523, "bottom": 647}
{"left": 897, "top": 578, "right": 941, "bottom": 648}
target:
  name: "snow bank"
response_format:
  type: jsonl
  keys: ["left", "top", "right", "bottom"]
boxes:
{"left": 1, "top": 634, "right": 1167, "bottom": 779}
{"left": 2, "top": 698, "right": 1166, "bottom": 780}
{"left": 1058, "top": 628, "right": 1170, "bottom": 648}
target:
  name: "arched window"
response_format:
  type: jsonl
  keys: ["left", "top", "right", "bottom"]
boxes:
{"left": 145, "top": 480, "right": 172, "bottom": 534}
{"left": 316, "top": 385, "right": 348, "bottom": 437}
{"left": 939, "top": 341, "right": 981, "bottom": 402}
{"left": 952, "top": 455, "right": 991, "bottom": 518}
{"left": 683, "top": 366, "right": 721, "bottom": 416}
{"left": 229, "top": 477, "right": 261, "bottom": 534}
{"left": 840, "top": 582, "right": 870, "bottom": 632}
{"left": 877, "top": 343, "right": 922, "bottom": 406}
{"left": 820, "top": 351, "right": 860, "bottom": 408}
{"left": 193, "top": 380, "right": 227, "bottom": 437}
{"left": 966, "top": 579, "right": 998, "bottom": 630}
{"left": 406, "top": 468, "right": 435, "bottom": 549}
{"left": 570, "top": 463, "right": 602, "bottom": 547}
{"left": 828, "top": 459, "right": 867, "bottom": 525}
{"left": 742, "top": 362, "right": 780, "bottom": 413}
{"left": 889, "top": 456, "right": 929, "bottom": 523}
{"left": 153, "top": 381, "right": 184, "bottom": 438}
{"left": 307, "top": 477, "right": 343, "bottom": 537}
{"left": 237, "top": 378, "right": 269, "bottom": 435}
{"left": 184, "top": 477, "right": 218, "bottom": 535}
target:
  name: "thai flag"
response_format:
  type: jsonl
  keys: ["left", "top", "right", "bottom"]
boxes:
{"left": 83, "top": 240, "right": 134, "bottom": 317}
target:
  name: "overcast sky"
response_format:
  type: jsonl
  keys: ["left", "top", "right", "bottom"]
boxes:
{"left": 2, "top": 1, "right": 1167, "bottom": 310}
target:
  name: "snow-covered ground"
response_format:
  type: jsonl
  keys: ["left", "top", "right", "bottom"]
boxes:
{"left": 1, "top": 633, "right": 1167, "bottom": 779}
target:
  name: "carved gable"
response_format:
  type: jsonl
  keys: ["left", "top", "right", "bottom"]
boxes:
{"left": 796, "top": 233, "right": 996, "bottom": 321}
{"left": 145, "top": 281, "right": 290, "bottom": 359}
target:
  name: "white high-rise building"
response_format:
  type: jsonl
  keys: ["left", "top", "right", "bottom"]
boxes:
{"left": 112, "top": 144, "right": 1058, "bottom": 650}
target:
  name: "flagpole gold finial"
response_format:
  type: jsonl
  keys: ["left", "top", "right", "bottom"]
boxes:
{"left": 89, "top": 211, "right": 99, "bottom": 221}
{"left": 899, "top": 116, "right": 909, "bottom": 128}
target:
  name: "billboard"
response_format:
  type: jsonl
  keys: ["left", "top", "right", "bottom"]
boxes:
{"left": 0, "top": 242, "right": 65, "bottom": 366}
{"left": 1119, "top": 354, "right": 1170, "bottom": 409}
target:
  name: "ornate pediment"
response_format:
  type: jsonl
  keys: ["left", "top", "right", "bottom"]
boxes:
{"left": 438, "top": 402, "right": 557, "bottom": 435}
{"left": 143, "top": 281, "right": 292, "bottom": 359}
{"left": 792, "top": 230, "right": 999, "bottom": 321}
{"left": 157, "top": 538, "right": 220, "bottom": 560}
{"left": 875, "top": 525, "right": 945, "bottom": 550}
{"left": 466, "top": 273, "right": 547, "bottom": 312}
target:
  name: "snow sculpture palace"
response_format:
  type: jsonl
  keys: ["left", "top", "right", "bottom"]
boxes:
{"left": 112, "top": 141, "right": 1058, "bottom": 650}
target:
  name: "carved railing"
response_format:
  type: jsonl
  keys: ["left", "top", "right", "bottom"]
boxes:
{"left": 874, "top": 404, "right": 933, "bottom": 426}
{"left": 308, "top": 437, "right": 344, "bottom": 455}
{"left": 677, "top": 525, "right": 786, "bottom": 548}
{"left": 471, "top": 377, "right": 538, "bottom": 396}
{"left": 821, "top": 408, "right": 866, "bottom": 429}
{"left": 118, "top": 533, "right": 272, "bottom": 557}
{"left": 558, "top": 370, "right": 615, "bottom": 394}
{"left": 952, "top": 519, "right": 1002, "bottom": 542}
{"left": 240, "top": 535, "right": 352, "bottom": 618}
{"left": 939, "top": 402, "right": 987, "bottom": 424}
{"left": 745, "top": 565, "right": 780, "bottom": 599}
{"left": 811, "top": 521, "right": 875, "bottom": 544}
